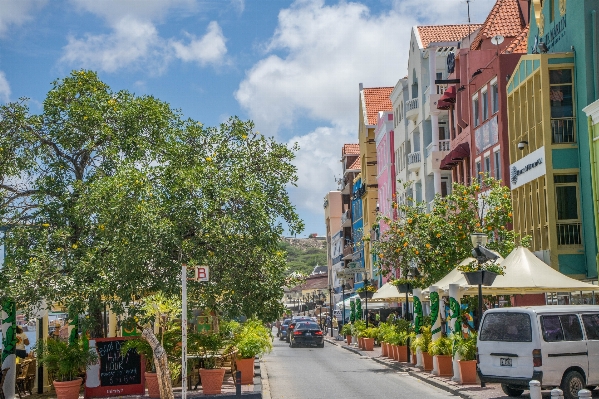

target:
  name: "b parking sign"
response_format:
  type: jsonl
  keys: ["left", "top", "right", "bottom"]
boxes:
{"left": 194, "top": 266, "right": 209, "bottom": 281}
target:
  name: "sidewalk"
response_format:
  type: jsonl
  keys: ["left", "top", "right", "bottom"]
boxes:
{"left": 323, "top": 336, "right": 511, "bottom": 399}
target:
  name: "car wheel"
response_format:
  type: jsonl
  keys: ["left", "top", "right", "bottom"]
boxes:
{"left": 561, "top": 370, "right": 585, "bottom": 399}
{"left": 500, "top": 384, "right": 524, "bottom": 397}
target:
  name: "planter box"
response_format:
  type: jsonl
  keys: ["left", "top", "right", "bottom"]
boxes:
{"left": 397, "top": 345, "right": 408, "bottom": 362}
{"left": 422, "top": 352, "right": 433, "bottom": 371}
{"left": 396, "top": 283, "right": 410, "bottom": 293}
{"left": 235, "top": 358, "right": 255, "bottom": 385}
{"left": 346, "top": 335, "right": 352, "bottom": 345}
{"left": 199, "top": 368, "right": 226, "bottom": 394}
{"left": 463, "top": 270, "right": 498, "bottom": 286}
{"left": 358, "top": 291, "right": 374, "bottom": 299}
{"left": 458, "top": 360, "right": 478, "bottom": 384}
{"left": 436, "top": 355, "right": 454, "bottom": 377}
{"left": 381, "top": 342, "right": 388, "bottom": 357}
{"left": 363, "top": 338, "right": 374, "bottom": 351}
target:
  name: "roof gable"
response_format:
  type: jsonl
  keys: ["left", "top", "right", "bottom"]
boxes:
{"left": 503, "top": 24, "right": 529, "bottom": 54}
{"left": 342, "top": 143, "right": 360, "bottom": 155}
{"left": 416, "top": 24, "right": 483, "bottom": 49}
{"left": 471, "top": 0, "right": 525, "bottom": 50}
{"left": 362, "top": 87, "right": 393, "bottom": 126}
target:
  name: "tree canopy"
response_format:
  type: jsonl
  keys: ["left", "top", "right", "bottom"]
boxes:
{"left": 0, "top": 70, "right": 303, "bottom": 332}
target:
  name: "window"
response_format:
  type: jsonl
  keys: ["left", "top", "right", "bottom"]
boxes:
{"left": 494, "top": 151, "right": 501, "bottom": 180}
{"left": 549, "top": 69, "right": 575, "bottom": 143}
{"left": 476, "top": 160, "right": 482, "bottom": 183}
{"left": 582, "top": 314, "right": 599, "bottom": 340}
{"left": 484, "top": 155, "right": 490, "bottom": 175}
{"left": 491, "top": 82, "right": 499, "bottom": 114}
{"left": 479, "top": 313, "right": 532, "bottom": 342}
{"left": 482, "top": 89, "right": 488, "bottom": 121}
{"left": 555, "top": 175, "right": 579, "bottom": 220}
{"left": 542, "top": 314, "right": 583, "bottom": 342}
{"left": 473, "top": 96, "right": 480, "bottom": 126}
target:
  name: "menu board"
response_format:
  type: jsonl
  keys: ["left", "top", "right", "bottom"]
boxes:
{"left": 85, "top": 338, "right": 146, "bottom": 398}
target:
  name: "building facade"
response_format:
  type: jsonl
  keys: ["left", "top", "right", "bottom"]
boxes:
{"left": 506, "top": 0, "right": 599, "bottom": 279}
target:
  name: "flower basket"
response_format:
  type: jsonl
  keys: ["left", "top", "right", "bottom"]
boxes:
{"left": 463, "top": 271, "right": 483, "bottom": 285}
{"left": 358, "top": 291, "right": 374, "bottom": 299}
{"left": 482, "top": 270, "right": 498, "bottom": 286}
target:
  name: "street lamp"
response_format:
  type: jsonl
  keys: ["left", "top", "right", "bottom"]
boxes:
{"left": 364, "top": 275, "right": 370, "bottom": 328}
{"left": 470, "top": 232, "right": 499, "bottom": 331}
{"left": 303, "top": 295, "right": 307, "bottom": 315}
{"left": 328, "top": 285, "right": 333, "bottom": 337}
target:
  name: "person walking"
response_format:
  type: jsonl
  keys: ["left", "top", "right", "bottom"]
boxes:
{"left": 332, "top": 316, "right": 338, "bottom": 335}
{"left": 15, "top": 326, "right": 29, "bottom": 359}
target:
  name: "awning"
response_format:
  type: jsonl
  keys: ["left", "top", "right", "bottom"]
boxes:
{"left": 439, "top": 85, "right": 456, "bottom": 103}
{"left": 440, "top": 142, "right": 470, "bottom": 170}
{"left": 436, "top": 99, "right": 452, "bottom": 110}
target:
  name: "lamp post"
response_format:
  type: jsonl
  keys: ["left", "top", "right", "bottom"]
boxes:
{"left": 364, "top": 274, "right": 370, "bottom": 328}
{"left": 328, "top": 285, "right": 333, "bottom": 337}
{"left": 303, "top": 295, "right": 307, "bottom": 316}
{"left": 471, "top": 233, "right": 488, "bottom": 331}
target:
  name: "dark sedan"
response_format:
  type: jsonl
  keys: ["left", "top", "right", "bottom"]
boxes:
{"left": 279, "top": 319, "right": 291, "bottom": 340}
{"left": 289, "top": 321, "right": 324, "bottom": 348}
{"left": 286, "top": 316, "right": 313, "bottom": 342}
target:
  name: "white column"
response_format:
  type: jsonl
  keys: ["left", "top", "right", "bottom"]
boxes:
{"left": 429, "top": 286, "right": 442, "bottom": 375}
{"left": 413, "top": 288, "right": 424, "bottom": 367}
{"left": 449, "top": 284, "right": 463, "bottom": 382}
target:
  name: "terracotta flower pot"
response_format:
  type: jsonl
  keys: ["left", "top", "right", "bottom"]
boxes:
{"left": 144, "top": 372, "right": 160, "bottom": 398}
{"left": 393, "top": 345, "right": 400, "bottom": 361}
{"left": 397, "top": 345, "right": 408, "bottom": 362}
{"left": 458, "top": 359, "right": 478, "bottom": 384}
{"left": 436, "top": 355, "right": 454, "bottom": 377}
{"left": 381, "top": 342, "right": 388, "bottom": 357}
{"left": 359, "top": 337, "right": 365, "bottom": 349}
{"left": 235, "top": 358, "right": 255, "bottom": 385}
{"left": 422, "top": 352, "right": 433, "bottom": 371}
{"left": 346, "top": 335, "right": 352, "bottom": 345}
{"left": 363, "top": 338, "right": 374, "bottom": 351}
{"left": 199, "top": 368, "right": 226, "bottom": 394}
{"left": 53, "top": 378, "right": 82, "bottom": 399}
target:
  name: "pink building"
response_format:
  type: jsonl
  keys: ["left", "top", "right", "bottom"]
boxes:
{"left": 375, "top": 110, "right": 395, "bottom": 282}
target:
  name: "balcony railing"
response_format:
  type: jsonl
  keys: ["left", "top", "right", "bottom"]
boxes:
{"left": 556, "top": 222, "right": 582, "bottom": 246}
{"left": 551, "top": 117, "right": 576, "bottom": 143}
{"left": 439, "top": 139, "right": 450, "bottom": 151}
{"left": 406, "top": 98, "right": 419, "bottom": 112}
{"left": 341, "top": 209, "right": 351, "bottom": 226}
{"left": 407, "top": 151, "right": 421, "bottom": 165}
{"left": 436, "top": 84, "right": 448, "bottom": 94}
{"left": 343, "top": 244, "right": 353, "bottom": 258}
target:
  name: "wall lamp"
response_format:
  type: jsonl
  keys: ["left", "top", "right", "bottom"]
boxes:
{"left": 457, "top": 85, "right": 466, "bottom": 92}
{"left": 517, "top": 141, "right": 528, "bottom": 150}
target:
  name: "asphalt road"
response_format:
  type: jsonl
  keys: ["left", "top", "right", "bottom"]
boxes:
{"left": 262, "top": 334, "right": 456, "bottom": 399}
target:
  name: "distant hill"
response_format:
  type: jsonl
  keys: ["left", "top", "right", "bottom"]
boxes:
{"left": 280, "top": 237, "right": 327, "bottom": 276}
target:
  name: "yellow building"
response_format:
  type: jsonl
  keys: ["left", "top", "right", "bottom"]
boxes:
{"left": 358, "top": 85, "right": 393, "bottom": 284}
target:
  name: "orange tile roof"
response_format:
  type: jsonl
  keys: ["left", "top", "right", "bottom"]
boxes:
{"left": 417, "top": 24, "right": 483, "bottom": 49}
{"left": 503, "top": 24, "right": 529, "bottom": 54}
{"left": 348, "top": 157, "right": 360, "bottom": 170}
{"left": 362, "top": 87, "right": 393, "bottom": 126}
{"left": 471, "top": 0, "right": 525, "bottom": 50}
{"left": 342, "top": 143, "right": 360, "bottom": 155}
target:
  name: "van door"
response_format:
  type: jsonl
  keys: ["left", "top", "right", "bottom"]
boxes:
{"left": 478, "top": 312, "right": 535, "bottom": 380}
{"left": 581, "top": 313, "right": 599, "bottom": 385}
{"left": 539, "top": 314, "right": 588, "bottom": 387}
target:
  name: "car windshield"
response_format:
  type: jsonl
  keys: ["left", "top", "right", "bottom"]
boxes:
{"left": 296, "top": 322, "right": 320, "bottom": 330}
{"left": 282, "top": 320, "right": 291, "bottom": 325}
{"left": 480, "top": 312, "right": 532, "bottom": 342}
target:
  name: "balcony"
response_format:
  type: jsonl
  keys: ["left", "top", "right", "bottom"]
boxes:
{"left": 424, "top": 139, "right": 450, "bottom": 172}
{"left": 341, "top": 209, "right": 351, "bottom": 227}
{"left": 342, "top": 244, "right": 353, "bottom": 260}
{"left": 406, "top": 98, "right": 419, "bottom": 121}
{"left": 557, "top": 222, "right": 582, "bottom": 246}
{"left": 428, "top": 84, "right": 449, "bottom": 116}
{"left": 407, "top": 151, "right": 421, "bottom": 171}
{"left": 551, "top": 117, "right": 576, "bottom": 144}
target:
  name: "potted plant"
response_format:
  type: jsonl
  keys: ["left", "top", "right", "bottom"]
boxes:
{"left": 391, "top": 278, "right": 412, "bottom": 293}
{"left": 356, "top": 285, "right": 376, "bottom": 299}
{"left": 351, "top": 320, "right": 365, "bottom": 348}
{"left": 233, "top": 319, "right": 272, "bottom": 385}
{"left": 37, "top": 338, "right": 98, "bottom": 399}
{"left": 413, "top": 326, "right": 433, "bottom": 371}
{"left": 341, "top": 323, "right": 352, "bottom": 345}
{"left": 454, "top": 333, "right": 478, "bottom": 384}
{"left": 458, "top": 260, "right": 504, "bottom": 286}
{"left": 362, "top": 327, "right": 377, "bottom": 351}
{"left": 396, "top": 331, "right": 410, "bottom": 362}
{"left": 428, "top": 336, "right": 454, "bottom": 377}
{"left": 121, "top": 338, "right": 160, "bottom": 398}
{"left": 188, "top": 329, "right": 227, "bottom": 394}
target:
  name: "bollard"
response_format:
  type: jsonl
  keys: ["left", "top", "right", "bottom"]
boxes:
{"left": 578, "top": 389, "right": 592, "bottom": 398}
{"left": 529, "top": 380, "right": 542, "bottom": 399}
{"left": 235, "top": 370, "right": 242, "bottom": 396}
{"left": 550, "top": 388, "right": 563, "bottom": 399}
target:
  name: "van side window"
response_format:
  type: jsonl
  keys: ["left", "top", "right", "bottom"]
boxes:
{"left": 541, "top": 315, "right": 583, "bottom": 342}
{"left": 480, "top": 313, "right": 532, "bottom": 342}
{"left": 582, "top": 314, "right": 599, "bottom": 340}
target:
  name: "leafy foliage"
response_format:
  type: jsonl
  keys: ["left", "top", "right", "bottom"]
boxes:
{"left": 36, "top": 338, "right": 98, "bottom": 382}
{"left": 373, "top": 176, "right": 528, "bottom": 287}
{"left": 428, "top": 336, "right": 453, "bottom": 356}
{"left": 233, "top": 319, "right": 272, "bottom": 359}
{"left": 454, "top": 333, "right": 477, "bottom": 361}
{"left": 279, "top": 240, "right": 326, "bottom": 276}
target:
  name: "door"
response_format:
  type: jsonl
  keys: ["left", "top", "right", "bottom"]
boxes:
{"left": 539, "top": 314, "right": 588, "bottom": 386}
{"left": 581, "top": 313, "right": 599, "bottom": 384}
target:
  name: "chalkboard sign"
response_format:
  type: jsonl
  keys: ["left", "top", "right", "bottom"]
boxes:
{"left": 85, "top": 338, "right": 146, "bottom": 398}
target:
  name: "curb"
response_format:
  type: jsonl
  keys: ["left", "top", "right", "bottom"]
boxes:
{"left": 326, "top": 339, "right": 475, "bottom": 399}
{"left": 259, "top": 358, "right": 270, "bottom": 399}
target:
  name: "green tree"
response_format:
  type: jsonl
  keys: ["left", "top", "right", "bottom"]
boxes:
{"left": 372, "top": 176, "right": 526, "bottom": 287}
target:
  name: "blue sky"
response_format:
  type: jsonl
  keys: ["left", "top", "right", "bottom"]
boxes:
{"left": 0, "top": 0, "right": 496, "bottom": 238}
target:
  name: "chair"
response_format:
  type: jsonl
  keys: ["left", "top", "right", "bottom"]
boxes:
{"left": 0, "top": 368, "right": 9, "bottom": 399}
{"left": 25, "top": 359, "right": 36, "bottom": 395}
{"left": 15, "top": 360, "right": 31, "bottom": 399}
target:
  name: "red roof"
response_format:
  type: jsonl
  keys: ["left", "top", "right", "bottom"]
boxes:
{"left": 503, "top": 24, "right": 529, "bottom": 54}
{"left": 342, "top": 144, "right": 360, "bottom": 155}
{"left": 348, "top": 157, "right": 360, "bottom": 170}
{"left": 471, "top": 0, "right": 525, "bottom": 50}
{"left": 417, "top": 24, "right": 483, "bottom": 49}
{"left": 362, "top": 87, "right": 393, "bottom": 126}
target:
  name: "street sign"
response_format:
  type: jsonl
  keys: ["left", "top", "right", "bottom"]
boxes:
{"left": 336, "top": 268, "right": 366, "bottom": 278}
{"left": 194, "top": 266, "right": 210, "bottom": 281}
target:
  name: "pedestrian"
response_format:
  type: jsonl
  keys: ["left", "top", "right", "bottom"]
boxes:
{"left": 15, "top": 326, "right": 29, "bottom": 359}
{"left": 332, "top": 316, "right": 338, "bottom": 332}
{"left": 276, "top": 319, "right": 281, "bottom": 337}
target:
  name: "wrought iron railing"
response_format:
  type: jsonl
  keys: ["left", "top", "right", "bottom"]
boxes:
{"left": 556, "top": 222, "right": 582, "bottom": 246}
{"left": 551, "top": 117, "right": 576, "bottom": 143}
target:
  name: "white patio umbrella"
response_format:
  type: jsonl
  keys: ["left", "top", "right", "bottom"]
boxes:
{"left": 372, "top": 282, "right": 413, "bottom": 301}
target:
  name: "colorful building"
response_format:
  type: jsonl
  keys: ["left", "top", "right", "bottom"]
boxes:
{"left": 506, "top": 0, "right": 599, "bottom": 279}
{"left": 584, "top": 99, "right": 599, "bottom": 269}
{"left": 323, "top": 190, "right": 342, "bottom": 296}
{"left": 351, "top": 174, "right": 365, "bottom": 289}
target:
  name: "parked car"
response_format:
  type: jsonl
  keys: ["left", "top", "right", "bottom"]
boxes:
{"left": 286, "top": 316, "right": 313, "bottom": 343}
{"left": 477, "top": 305, "right": 599, "bottom": 399}
{"left": 289, "top": 321, "right": 324, "bottom": 348}
{"left": 279, "top": 319, "right": 291, "bottom": 341}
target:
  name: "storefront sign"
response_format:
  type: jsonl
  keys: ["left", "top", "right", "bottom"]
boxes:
{"left": 509, "top": 147, "right": 546, "bottom": 189}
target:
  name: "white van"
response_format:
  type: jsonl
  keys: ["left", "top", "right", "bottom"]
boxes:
{"left": 477, "top": 306, "right": 599, "bottom": 399}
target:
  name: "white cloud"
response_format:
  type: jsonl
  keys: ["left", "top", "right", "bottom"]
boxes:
{"left": 171, "top": 21, "right": 227, "bottom": 66}
{"left": 0, "top": 71, "right": 11, "bottom": 103}
{"left": 390, "top": 0, "right": 495, "bottom": 25}
{"left": 0, "top": 0, "right": 46, "bottom": 37}
{"left": 69, "top": 0, "right": 197, "bottom": 24}
{"left": 230, "top": 0, "right": 245, "bottom": 14}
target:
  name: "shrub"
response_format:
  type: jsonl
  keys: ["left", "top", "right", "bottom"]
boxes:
{"left": 428, "top": 336, "right": 453, "bottom": 356}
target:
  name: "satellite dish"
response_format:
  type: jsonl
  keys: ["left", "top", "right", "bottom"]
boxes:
{"left": 491, "top": 35, "right": 505, "bottom": 45}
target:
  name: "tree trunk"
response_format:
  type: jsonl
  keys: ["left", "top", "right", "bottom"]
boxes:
{"left": 142, "top": 327, "right": 174, "bottom": 399}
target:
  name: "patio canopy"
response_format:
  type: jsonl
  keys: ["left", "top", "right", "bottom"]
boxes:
{"left": 424, "top": 254, "right": 503, "bottom": 294}
{"left": 373, "top": 282, "right": 413, "bottom": 301}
